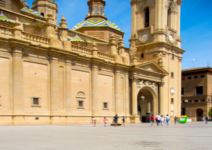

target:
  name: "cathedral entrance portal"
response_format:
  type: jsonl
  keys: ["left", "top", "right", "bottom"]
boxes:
{"left": 137, "top": 87, "right": 156, "bottom": 123}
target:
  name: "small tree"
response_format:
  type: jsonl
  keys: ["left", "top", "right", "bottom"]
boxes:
{"left": 209, "top": 108, "right": 212, "bottom": 119}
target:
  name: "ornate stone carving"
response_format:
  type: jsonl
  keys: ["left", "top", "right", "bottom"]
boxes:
{"left": 136, "top": 79, "right": 158, "bottom": 95}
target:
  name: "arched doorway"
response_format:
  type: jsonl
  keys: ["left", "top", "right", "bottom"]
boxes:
{"left": 137, "top": 87, "right": 157, "bottom": 123}
{"left": 196, "top": 109, "right": 204, "bottom": 121}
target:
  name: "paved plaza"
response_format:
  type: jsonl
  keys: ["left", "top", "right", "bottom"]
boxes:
{"left": 0, "top": 122, "right": 211, "bottom": 150}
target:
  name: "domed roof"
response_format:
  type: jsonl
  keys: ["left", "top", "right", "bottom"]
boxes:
{"left": 72, "top": 17, "right": 122, "bottom": 32}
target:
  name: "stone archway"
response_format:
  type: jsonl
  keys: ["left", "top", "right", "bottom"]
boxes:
{"left": 137, "top": 87, "right": 157, "bottom": 122}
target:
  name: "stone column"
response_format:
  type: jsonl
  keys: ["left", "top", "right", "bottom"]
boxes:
{"left": 115, "top": 70, "right": 120, "bottom": 114}
{"left": 65, "top": 59, "right": 72, "bottom": 113}
{"left": 50, "top": 56, "right": 59, "bottom": 116}
{"left": 132, "top": 78, "right": 137, "bottom": 115}
{"left": 91, "top": 64, "right": 98, "bottom": 116}
{"left": 12, "top": 48, "right": 23, "bottom": 115}
{"left": 125, "top": 73, "right": 130, "bottom": 116}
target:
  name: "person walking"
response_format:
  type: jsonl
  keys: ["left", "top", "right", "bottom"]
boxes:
{"left": 92, "top": 117, "right": 97, "bottom": 127}
{"left": 174, "top": 116, "right": 178, "bottom": 125}
{"left": 156, "top": 114, "right": 161, "bottom": 126}
{"left": 122, "top": 116, "right": 126, "bottom": 127}
{"left": 113, "top": 114, "right": 119, "bottom": 126}
{"left": 165, "top": 115, "right": 170, "bottom": 126}
{"left": 161, "top": 115, "right": 165, "bottom": 126}
{"left": 205, "top": 116, "right": 209, "bottom": 124}
{"left": 103, "top": 117, "right": 108, "bottom": 127}
{"left": 150, "top": 115, "right": 155, "bottom": 126}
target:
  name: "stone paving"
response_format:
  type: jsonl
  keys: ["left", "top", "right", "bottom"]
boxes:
{"left": 0, "top": 122, "right": 211, "bottom": 150}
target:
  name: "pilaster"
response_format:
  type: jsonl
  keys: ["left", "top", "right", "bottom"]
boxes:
{"left": 114, "top": 69, "right": 120, "bottom": 114}
{"left": 132, "top": 78, "right": 137, "bottom": 115}
{"left": 125, "top": 73, "right": 130, "bottom": 116}
{"left": 91, "top": 64, "right": 98, "bottom": 116}
{"left": 65, "top": 59, "right": 72, "bottom": 113}
{"left": 12, "top": 48, "right": 23, "bottom": 115}
{"left": 159, "top": 81, "right": 168, "bottom": 115}
{"left": 50, "top": 55, "right": 59, "bottom": 116}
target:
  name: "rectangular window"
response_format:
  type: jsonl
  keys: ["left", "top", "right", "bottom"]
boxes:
{"left": 171, "top": 98, "right": 174, "bottom": 104}
{"left": 188, "top": 76, "right": 192, "bottom": 80}
{"left": 196, "top": 86, "right": 204, "bottom": 96}
{"left": 78, "top": 100, "right": 84, "bottom": 109}
{"left": 103, "top": 102, "right": 108, "bottom": 110}
{"left": 171, "top": 72, "right": 174, "bottom": 78}
{"left": 32, "top": 97, "right": 40, "bottom": 107}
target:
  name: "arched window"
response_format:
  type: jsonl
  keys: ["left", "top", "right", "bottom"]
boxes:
{"left": 76, "top": 91, "right": 86, "bottom": 109}
{"left": 167, "top": 7, "right": 172, "bottom": 28}
{"left": 144, "top": 7, "right": 150, "bottom": 28}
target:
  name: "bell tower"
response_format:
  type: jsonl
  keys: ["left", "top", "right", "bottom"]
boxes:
{"left": 86, "top": 0, "right": 106, "bottom": 19}
{"left": 32, "top": 0, "right": 58, "bottom": 25}
{"left": 130, "top": 0, "right": 183, "bottom": 117}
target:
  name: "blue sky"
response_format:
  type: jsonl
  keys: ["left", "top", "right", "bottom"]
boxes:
{"left": 27, "top": 0, "right": 212, "bottom": 69}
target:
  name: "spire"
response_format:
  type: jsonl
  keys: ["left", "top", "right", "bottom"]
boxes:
{"left": 86, "top": 0, "right": 106, "bottom": 19}
{"left": 60, "top": 16, "right": 67, "bottom": 29}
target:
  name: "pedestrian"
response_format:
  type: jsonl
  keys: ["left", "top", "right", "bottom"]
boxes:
{"left": 205, "top": 116, "right": 209, "bottom": 124}
{"left": 103, "top": 117, "right": 108, "bottom": 127}
{"left": 92, "top": 117, "right": 96, "bottom": 127}
{"left": 150, "top": 114, "right": 155, "bottom": 126}
{"left": 174, "top": 116, "right": 178, "bottom": 125}
{"left": 113, "top": 114, "right": 119, "bottom": 126}
{"left": 122, "top": 116, "right": 126, "bottom": 127}
{"left": 160, "top": 115, "right": 165, "bottom": 126}
{"left": 156, "top": 114, "right": 161, "bottom": 126}
{"left": 165, "top": 114, "right": 170, "bottom": 126}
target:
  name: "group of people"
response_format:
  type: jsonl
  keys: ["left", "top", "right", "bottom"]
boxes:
{"left": 150, "top": 114, "right": 171, "bottom": 126}
{"left": 92, "top": 114, "right": 126, "bottom": 127}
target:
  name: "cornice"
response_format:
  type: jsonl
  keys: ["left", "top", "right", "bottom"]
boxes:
{"left": 136, "top": 41, "right": 185, "bottom": 54}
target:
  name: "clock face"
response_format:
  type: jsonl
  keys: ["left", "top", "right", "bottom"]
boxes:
{"left": 139, "top": 34, "right": 149, "bottom": 43}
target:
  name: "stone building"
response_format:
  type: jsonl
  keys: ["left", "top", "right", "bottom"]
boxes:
{"left": 182, "top": 68, "right": 212, "bottom": 121}
{"left": 0, "top": 0, "right": 183, "bottom": 125}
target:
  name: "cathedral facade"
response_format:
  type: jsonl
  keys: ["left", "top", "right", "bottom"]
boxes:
{"left": 0, "top": 0, "right": 183, "bottom": 125}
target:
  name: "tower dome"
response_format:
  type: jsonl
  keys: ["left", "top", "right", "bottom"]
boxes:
{"left": 73, "top": 0, "right": 123, "bottom": 42}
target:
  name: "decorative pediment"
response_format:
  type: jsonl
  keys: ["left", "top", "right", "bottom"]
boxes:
{"left": 135, "top": 61, "right": 168, "bottom": 76}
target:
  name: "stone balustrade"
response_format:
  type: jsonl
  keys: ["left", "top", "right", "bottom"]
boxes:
{"left": 0, "top": 26, "right": 13, "bottom": 38}
{"left": 22, "top": 32, "right": 50, "bottom": 45}
{"left": 71, "top": 44, "right": 92, "bottom": 56}
{"left": 0, "top": 26, "right": 116, "bottom": 63}
{"left": 97, "top": 51, "right": 115, "bottom": 62}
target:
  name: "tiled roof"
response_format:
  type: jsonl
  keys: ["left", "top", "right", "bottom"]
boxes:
{"left": 0, "top": 13, "right": 16, "bottom": 23}
{"left": 72, "top": 17, "right": 122, "bottom": 32}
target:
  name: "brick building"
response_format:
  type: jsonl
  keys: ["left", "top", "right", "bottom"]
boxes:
{"left": 182, "top": 68, "right": 212, "bottom": 121}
